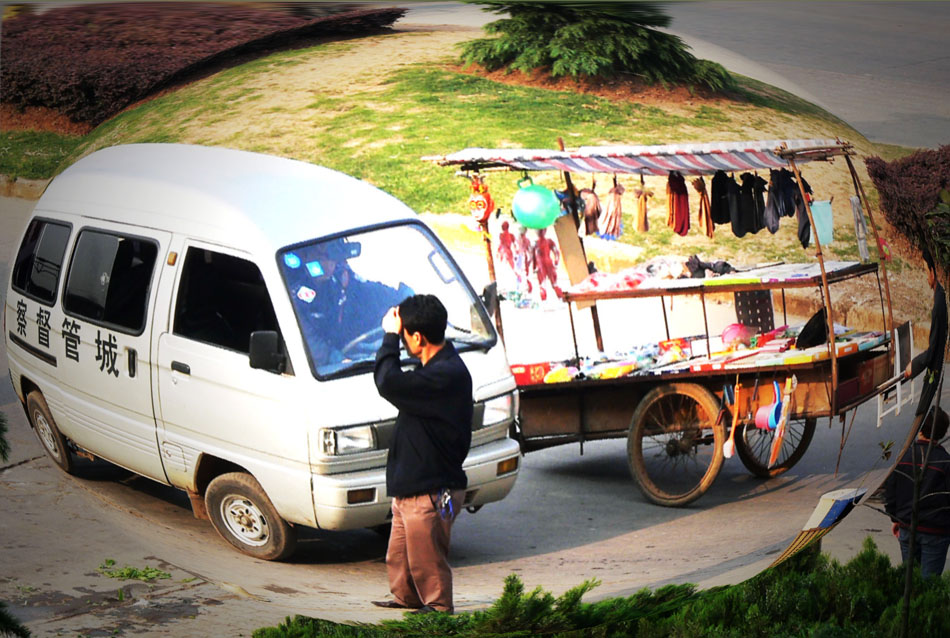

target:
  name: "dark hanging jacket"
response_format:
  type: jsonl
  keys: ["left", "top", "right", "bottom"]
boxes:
{"left": 764, "top": 169, "right": 796, "bottom": 222}
{"left": 739, "top": 172, "right": 768, "bottom": 235}
{"left": 711, "top": 170, "right": 738, "bottom": 225}
{"left": 795, "top": 175, "right": 814, "bottom": 249}
{"left": 375, "top": 334, "right": 473, "bottom": 498}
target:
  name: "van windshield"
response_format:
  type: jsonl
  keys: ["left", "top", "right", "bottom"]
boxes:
{"left": 278, "top": 222, "right": 496, "bottom": 378}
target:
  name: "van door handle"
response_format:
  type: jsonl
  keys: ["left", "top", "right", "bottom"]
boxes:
{"left": 171, "top": 361, "right": 191, "bottom": 375}
{"left": 127, "top": 348, "right": 137, "bottom": 378}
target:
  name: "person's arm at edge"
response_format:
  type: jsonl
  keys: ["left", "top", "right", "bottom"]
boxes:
{"left": 908, "top": 285, "right": 947, "bottom": 378}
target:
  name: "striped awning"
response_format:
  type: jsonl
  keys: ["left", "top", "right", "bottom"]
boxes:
{"left": 424, "top": 139, "right": 852, "bottom": 176}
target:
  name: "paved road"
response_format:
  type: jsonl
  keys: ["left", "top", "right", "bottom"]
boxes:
{"left": 0, "top": 194, "right": 932, "bottom": 636}
{"left": 400, "top": 1, "right": 950, "bottom": 149}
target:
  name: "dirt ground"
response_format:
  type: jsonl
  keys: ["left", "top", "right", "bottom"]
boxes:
{"left": 0, "top": 24, "right": 932, "bottom": 332}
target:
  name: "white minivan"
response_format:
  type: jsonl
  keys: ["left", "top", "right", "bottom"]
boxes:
{"left": 4, "top": 143, "right": 520, "bottom": 560}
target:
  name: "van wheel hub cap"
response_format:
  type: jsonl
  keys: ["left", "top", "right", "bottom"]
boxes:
{"left": 34, "top": 412, "right": 61, "bottom": 461}
{"left": 220, "top": 495, "right": 269, "bottom": 546}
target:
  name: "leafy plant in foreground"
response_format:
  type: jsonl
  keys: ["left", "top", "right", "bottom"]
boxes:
{"left": 97, "top": 559, "right": 171, "bottom": 583}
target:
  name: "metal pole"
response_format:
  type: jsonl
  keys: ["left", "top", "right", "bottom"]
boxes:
{"left": 661, "top": 296, "right": 671, "bottom": 340}
{"left": 787, "top": 157, "right": 838, "bottom": 402}
{"left": 701, "top": 291, "right": 711, "bottom": 356}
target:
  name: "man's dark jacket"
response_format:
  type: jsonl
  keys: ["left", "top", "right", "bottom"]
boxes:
{"left": 375, "top": 333, "right": 472, "bottom": 498}
{"left": 912, "top": 282, "right": 947, "bottom": 416}
{"left": 884, "top": 440, "right": 950, "bottom": 534}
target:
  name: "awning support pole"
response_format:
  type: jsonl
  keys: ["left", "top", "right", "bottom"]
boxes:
{"left": 844, "top": 154, "right": 896, "bottom": 354}
{"left": 557, "top": 136, "right": 604, "bottom": 352}
{"left": 787, "top": 157, "right": 838, "bottom": 403}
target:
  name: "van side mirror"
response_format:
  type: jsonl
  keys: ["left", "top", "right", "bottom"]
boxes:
{"left": 249, "top": 331, "right": 286, "bottom": 374}
{"left": 481, "top": 281, "right": 498, "bottom": 314}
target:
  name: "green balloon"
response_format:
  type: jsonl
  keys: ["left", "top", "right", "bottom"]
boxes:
{"left": 512, "top": 179, "right": 560, "bottom": 229}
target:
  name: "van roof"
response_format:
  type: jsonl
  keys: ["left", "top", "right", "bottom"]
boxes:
{"left": 39, "top": 144, "right": 418, "bottom": 252}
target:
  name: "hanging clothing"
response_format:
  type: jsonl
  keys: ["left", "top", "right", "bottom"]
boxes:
{"left": 666, "top": 171, "right": 689, "bottom": 237}
{"left": 850, "top": 195, "right": 871, "bottom": 262}
{"left": 691, "top": 176, "right": 714, "bottom": 239}
{"left": 739, "top": 172, "right": 768, "bottom": 235}
{"left": 710, "top": 170, "right": 736, "bottom": 225}
{"left": 600, "top": 176, "right": 624, "bottom": 240}
{"left": 579, "top": 178, "right": 602, "bottom": 236}
{"left": 762, "top": 170, "right": 781, "bottom": 233}
{"left": 633, "top": 175, "right": 652, "bottom": 232}
{"left": 795, "top": 174, "right": 814, "bottom": 248}
{"left": 764, "top": 169, "right": 798, "bottom": 221}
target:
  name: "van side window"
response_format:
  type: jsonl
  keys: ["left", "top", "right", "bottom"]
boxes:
{"left": 173, "top": 248, "right": 279, "bottom": 354}
{"left": 63, "top": 230, "right": 158, "bottom": 333}
{"left": 11, "top": 219, "right": 71, "bottom": 304}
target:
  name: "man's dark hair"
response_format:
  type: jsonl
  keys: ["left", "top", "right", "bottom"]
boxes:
{"left": 922, "top": 243, "right": 936, "bottom": 274}
{"left": 399, "top": 294, "right": 447, "bottom": 345}
{"left": 921, "top": 406, "right": 950, "bottom": 441}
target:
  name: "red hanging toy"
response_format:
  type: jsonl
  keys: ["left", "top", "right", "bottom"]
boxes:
{"left": 468, "top": 174, "right": 495, "bottom": 224}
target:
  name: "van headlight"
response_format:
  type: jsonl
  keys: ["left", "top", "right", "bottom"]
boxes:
{"left": 483, "top": 391, "right": 517, "bottom": 427}
{"left": 321, "top": 425, "right": 376, "bottom": 455}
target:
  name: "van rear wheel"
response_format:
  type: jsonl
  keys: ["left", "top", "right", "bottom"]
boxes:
{"left": 206, "top": 472, "right": 296, "bottom": 561}
{"left": 26, "top": 391, "right": 74, "bottom": 474}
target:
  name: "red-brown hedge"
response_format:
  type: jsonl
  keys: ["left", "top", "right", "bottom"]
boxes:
{"left": 865, "top": 146, "right": 950, "bottom": 251}
{"left": 1, "top": 2, "right": 406, "bottom": 126}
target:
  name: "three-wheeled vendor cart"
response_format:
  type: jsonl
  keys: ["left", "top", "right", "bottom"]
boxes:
{"left": 426, "top": 139, "right": 914, "bottom": 507}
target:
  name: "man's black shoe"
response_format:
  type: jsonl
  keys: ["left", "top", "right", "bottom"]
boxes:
{"left": 372, "top": 600, "right": 411, "bottom": 609}
{"left": 410, "top": 605, "right": 438, "bottom": 615}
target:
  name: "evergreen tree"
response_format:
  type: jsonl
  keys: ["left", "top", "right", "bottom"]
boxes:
{"left": 460, "top": 1, "right": 734, "bottom": 91}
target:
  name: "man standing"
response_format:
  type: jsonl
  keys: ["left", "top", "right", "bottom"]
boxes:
{"left": 905, "top": 246, "right": 947, "bottom": 419}
{"left": 372, "top": 294, "right": 472, "bottom": 614}
{"left": 884, "top": 407, "right": 950, "bottom": 577}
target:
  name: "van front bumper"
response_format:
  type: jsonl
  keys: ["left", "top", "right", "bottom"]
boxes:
{"left": 311, "top": 437, "right": 521, "bottom": 531}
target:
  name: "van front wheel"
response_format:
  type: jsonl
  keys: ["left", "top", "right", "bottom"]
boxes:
{"left": 26, "top": 391, "right": 74, "bottom": 474}
{"left": 206, "top": 472, "right": 296, "bottom": 560}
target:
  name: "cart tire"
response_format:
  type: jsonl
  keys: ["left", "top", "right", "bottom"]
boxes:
{"left": 734, "top": 417, "right": 817, "bottom": 478}
{"left": 627, "top": 383, "right": 724, "bottom": 507}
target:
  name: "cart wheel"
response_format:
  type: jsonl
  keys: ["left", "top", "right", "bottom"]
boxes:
{"left": 733, "top": 417, "right": 817, "bottom": 478}
{"left": 627, "top": 383, "right": 724, "bottom": 507}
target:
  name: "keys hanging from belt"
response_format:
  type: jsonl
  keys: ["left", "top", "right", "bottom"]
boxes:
{"left": 437, "top": 488, "right": 454, "bottom": 521}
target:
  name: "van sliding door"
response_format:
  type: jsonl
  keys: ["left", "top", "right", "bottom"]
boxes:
{"left": 57, "top": 224, "right": 171, "bottom": 482}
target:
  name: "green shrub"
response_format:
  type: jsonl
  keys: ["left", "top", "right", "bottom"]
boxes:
{"left": 253, "top": 538, "right": 950, "bottom": 638}
{"left": 459, "top": 2, "right": 734, "bottom": 92}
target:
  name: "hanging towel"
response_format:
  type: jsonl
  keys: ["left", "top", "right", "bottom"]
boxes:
{"left": 600, "top": 176, "right": 624, "bottom": 240}
{"left": 850, "top": 195, "right": 871, "bottom": 263}
{"left": 667, "top": 171, "right": 690, "bottom": 237}
{"left": 634, "top": 174, "right": 652, "bottom": 232}
{"left": 692, "top": 176, "right": 714, "bottom": 239}
{"left": 809, "top": 199, "right": 834, "bottom": 246}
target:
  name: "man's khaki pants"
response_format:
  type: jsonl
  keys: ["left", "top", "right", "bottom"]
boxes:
{"left": 387, "top": 490, "right": 463, "bottom": 613}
